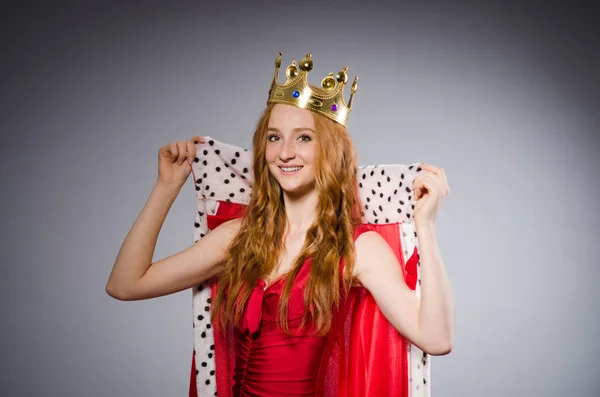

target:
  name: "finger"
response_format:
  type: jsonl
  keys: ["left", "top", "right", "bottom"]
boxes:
{"left": 177, "top": 141, "right": 188, "bottom": 165}
{"left": 421, "top": 164, "right": 450, "bottom": 194}
{"left": 414, "top": 173, "right": 444, "bottom": 199}
{"left": 431, "top": 170, "right": 449, "bottom": 196}
{"left": 416, "top": 187, "right": 425, "bottom": 200}
{"left": 418, "top": 163, "right": 443, "bottom": 175}
{"left": 412, "top": 175, "right": 423, "bottom": 199}
{"left": 411, "top": 172, "right": 431, "bottom": 192}
{"left": 170, "top": 143, "right": 178, "bottom": 162}
{"left": 415, "top": 170, "right": 447, "bottom": 196}
{"left": 440, "top": 170, "right": 450, "bottom": 195}
{"left": 421, "top": 173, "right": 445, "bottom": 194}
{"left": 186, "top": 139, "right": 196, "bottom": 165}
{"left": 431, "top": 166, "right": 449, "bottom": 193}
{"left": 192, "top": 135, "right": 205, "bottom": 144}
{"left": 413, "top": 175, "right": 428, "bottom": 200}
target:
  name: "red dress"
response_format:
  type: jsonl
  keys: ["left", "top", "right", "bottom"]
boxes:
{"left": 194, "top": 201, "right": 413, "bottom": 397}
{"left": 231, "top": 225, "right": 372, "bottom": 396}
{"left": 232, "top": 258, "right": 329, "bottom": 396}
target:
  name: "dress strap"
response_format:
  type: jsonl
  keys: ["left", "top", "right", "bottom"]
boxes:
{"left": 353, "top": 223, "right": 373, "bottom": 241}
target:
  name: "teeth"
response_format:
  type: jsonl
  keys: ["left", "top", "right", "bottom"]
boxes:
{"left": 281, "top": 166, "right": 302, "bottom": 172}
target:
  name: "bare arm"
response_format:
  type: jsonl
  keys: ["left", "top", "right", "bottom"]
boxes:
{"left": 105, "top": 181, "right": 180, "bottom": 300}
{"left": 105, "top": 180, "right": 240, "bottom": 301}
{"left": 354, "top": 227, "right": 454, "bottom": 356}
{"left": 411, "top": 223, "right": 454, "bottom": 353}
{"left": 106, "top": 135, "right": 241, "bottom": 301}
{"left": 355, "top": 162, "right": 454, "bottom": 355}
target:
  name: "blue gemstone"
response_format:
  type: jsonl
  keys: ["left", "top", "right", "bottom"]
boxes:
{"left": 292, "top": 91, "right": 300, "bottom": 98}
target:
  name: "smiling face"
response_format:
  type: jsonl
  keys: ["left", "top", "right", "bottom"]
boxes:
{"left": 265, "top": 104, "right": 318, "bottom": 197}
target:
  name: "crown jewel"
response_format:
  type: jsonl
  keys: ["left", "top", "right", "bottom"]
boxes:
{"left": 267, "top": 51, "right": 358, "bottom": 126}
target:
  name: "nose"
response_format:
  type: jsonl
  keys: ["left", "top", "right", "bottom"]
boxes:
{"left": 278, "top": 138, "right": 296, "bottom": 161}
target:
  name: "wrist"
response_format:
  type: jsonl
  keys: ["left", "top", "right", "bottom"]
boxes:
{"left": 154, "top": 179, "right": 183, "bottom": 194}
{"left": 415, "top": 220, "right": 436, "bottom": 234}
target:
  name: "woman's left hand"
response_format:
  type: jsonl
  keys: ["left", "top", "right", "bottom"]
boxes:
{"left": 412, "top": 163, "right": 450, "bottom": 226}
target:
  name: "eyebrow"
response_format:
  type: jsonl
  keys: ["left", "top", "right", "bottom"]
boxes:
{"left": 267, "top": 127, "right": 315, "bottom": 133}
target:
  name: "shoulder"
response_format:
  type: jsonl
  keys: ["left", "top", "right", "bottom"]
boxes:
{"left": 353, "top": 223, "right": 374, "bottom": 241}
{"left": 220, "top": 216, "right": 243, "bottom": 231}
{"left": 353, "top": 229, "right": 397, "bottom": 279}
{"left": 203, "top": 217, "right": 243, "bottom": 248}
{"left": 352, "top": 225, "right": 390, "bottom": 264}
{"left": 354, "top": 229, "right": 389, "bottom": 251}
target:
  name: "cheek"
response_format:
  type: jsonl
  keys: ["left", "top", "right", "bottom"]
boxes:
{"left": 303, "top": 144, "right": 318, "bottom": 164}
{"left": 265, "top": 146, "right": 277, "bottom": 163}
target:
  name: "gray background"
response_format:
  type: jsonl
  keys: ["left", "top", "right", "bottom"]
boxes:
{"left": 1, "top": 0, "right": 599, "bottom": 396}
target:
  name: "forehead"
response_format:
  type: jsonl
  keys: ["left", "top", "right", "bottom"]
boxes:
{"left": 268, "top": 104, "right": 315, "bottom": 130}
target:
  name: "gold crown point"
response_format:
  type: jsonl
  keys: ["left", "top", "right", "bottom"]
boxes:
{"left": 286, "top": 62, "right": 298, "bottom": 79}
{"left": 299, "top": 54, "right": 313, "bottom": 72}
{"left": 321, "top": 74, "right": 336, "bottom": 91}
{"left": 275, "top": 51, "right": 283, "bottom": 68}
{"left": 348, "top": 76, "right": 358, "bottom": 110}
{"left": 336, "top": 68, "right": 348, "bottom": 84}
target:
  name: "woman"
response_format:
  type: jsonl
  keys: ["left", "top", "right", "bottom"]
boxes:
{"left": 106, "top": 52, "right": 454, "bottom": 396}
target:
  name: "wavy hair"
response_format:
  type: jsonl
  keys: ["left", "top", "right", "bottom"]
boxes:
{"left": 211, "top": 100, "right": 362, "bottom": 335}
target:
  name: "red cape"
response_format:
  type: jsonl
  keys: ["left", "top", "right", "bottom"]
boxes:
{"left": 190, "top": 201, "right": 419, "bottom": 397}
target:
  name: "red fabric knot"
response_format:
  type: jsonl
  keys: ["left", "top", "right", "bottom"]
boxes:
{"left": 241, "top": 279, "right": 266, "bottom": 334}
{"left": 404, "top": 246, "right": 419, "bottom": 291}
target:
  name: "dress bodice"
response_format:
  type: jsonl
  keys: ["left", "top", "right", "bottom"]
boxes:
{"left": 232, "top": 225, "right": 372, "bottom": 397}
{"left": 233, "top": 256, "right": 325, "bottom": 397}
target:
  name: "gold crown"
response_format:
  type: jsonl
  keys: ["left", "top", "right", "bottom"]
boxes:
{"left": 266, "top": 51, "right": 358, "bottom": 126}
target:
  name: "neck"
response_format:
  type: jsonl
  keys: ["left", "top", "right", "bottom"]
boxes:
{"left": 282, "top": 188, "right": 318, "bottom": 234}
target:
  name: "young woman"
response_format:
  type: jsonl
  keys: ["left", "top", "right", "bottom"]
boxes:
{"left": 106, "top": 53, "right": 454, "bottom": 396}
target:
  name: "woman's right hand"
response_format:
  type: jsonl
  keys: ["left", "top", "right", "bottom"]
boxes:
{"left": 157, "top": 135, "right": 206, "bottom": 187}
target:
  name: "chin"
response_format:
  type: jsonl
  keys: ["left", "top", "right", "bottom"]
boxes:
{"left": 280, "top": 182, "right": 316, "bottom": 196}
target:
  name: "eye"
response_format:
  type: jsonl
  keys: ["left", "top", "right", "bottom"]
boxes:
{"left": 298, "top": 134, "right": 312, "bottom": 142}
{"left": 267, "top": 134, "right": 280, "bottom": 142}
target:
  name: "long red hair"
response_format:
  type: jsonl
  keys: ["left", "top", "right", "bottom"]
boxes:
{"left": 212, "top": 102, "right": 362, "bottom": 334}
